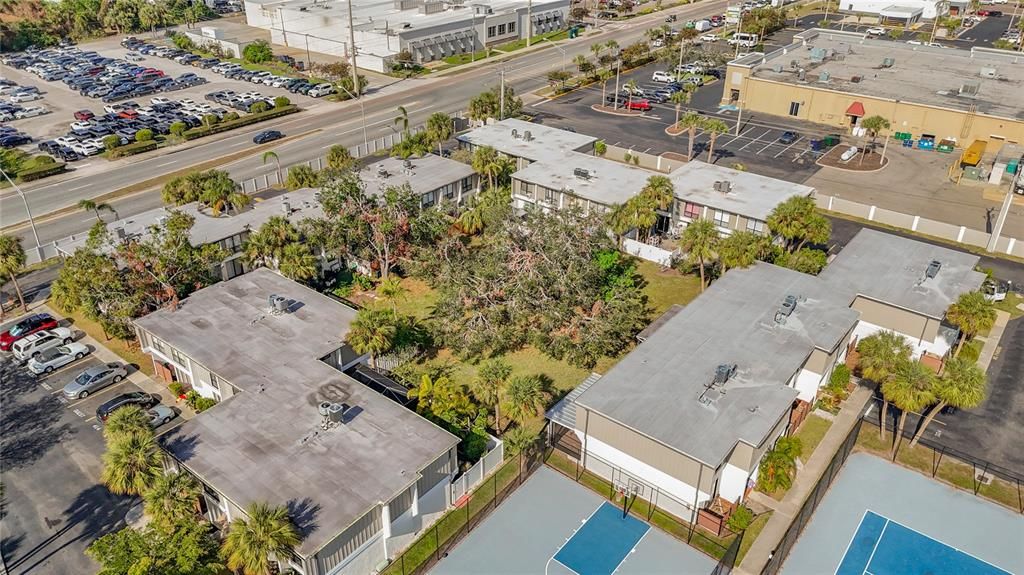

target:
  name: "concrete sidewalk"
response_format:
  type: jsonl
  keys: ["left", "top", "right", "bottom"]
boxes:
{"left": 736, "top": 384, "right": 874, "bottom": 575}
{"left": 975, "top": 309, "right": 1010, "bottom": 373}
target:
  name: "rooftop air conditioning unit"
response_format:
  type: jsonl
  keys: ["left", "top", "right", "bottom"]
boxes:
{"left": 780, "top": 294, "right": 797, "bottom": 316}
{"left": 772, "top": 64, "right": 783, "bottom": 73}
{"left": 328, "top": 402, "right": 349, "bottom": 424}
{"left": 268, "top": 294, "right": 288, "bottom": 313}
{"left": 980, "top": 67, "right": 997, "bottom": 79}
{"left": 925, "top": 260, "right": 941, "bottom": 279}
{"left": 818, "top": 70, "right": 831, "bottom": 83}
{"left": 714, "top": 364, "right": 737, "bottom": 385}
{"left": 523, "top": 130, "right": 533, "bottom": 141}
{"left": 881, "top": 57, "right": 895, "bottom": 68}
{"left": 114, "top": 227, "right": 127, "bottom": 240}
{"left": 573, "top": 167, "right": 591, "bottom": 179}
{"left": 713, "top": 180, "right": 732, "bottom": 193}
{"left": 511, "top": 128, "right": 519, "bottom": 139}
{"left": 281, "top": 201, "right": 291, "bottom": 215}
{"left": 797, "top": 68, "right": 807, "bottom": 82}
{"left": 403, "top": 159, "right": 413, "bottom": 169}
{"left": 377, "top": 166, "right": 389, "bottom": 178}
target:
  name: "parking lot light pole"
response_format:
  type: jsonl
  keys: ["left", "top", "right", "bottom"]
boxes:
{"left": 613, "top": 58, "right": 622, "bottom": 110}
{"left": 0, "top": 169, "right": 43, "bottom": 260}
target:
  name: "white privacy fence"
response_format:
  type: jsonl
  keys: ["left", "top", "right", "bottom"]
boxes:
{"left": 449, "top": 436, "right": 504, "bottom": 506}
{"left": 622, "top": 237, "right": 679, "bottom": 267}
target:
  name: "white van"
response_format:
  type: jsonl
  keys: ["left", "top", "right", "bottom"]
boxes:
{"left": 694, "top": 19, "right": 712, "bottom": 32}
{"left": 728, "top": 32, "right": 759, "bottom": 47}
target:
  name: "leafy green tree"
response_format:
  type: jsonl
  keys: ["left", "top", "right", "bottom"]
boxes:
{"left": 243, "top": 216, "right": 300, "bottom": 270}
{"left": 326, "top": 144, "right": 355, "bottom": 171}
{"left": 502, "top": 374, "right": 547, "bottom": 425}
{"left": 221, "top": 502, "right": 301, "bottom": 575}
{"left": 250, "top": 101, "right": 269, "bottom": 114}
{"left": 777, "top": 247, "right": 827, "bottom": 275}
{"left": 102, "top": 0, "right": 141, "bottom": 34}
{"left": 547, "top": 69, "right": 573, "bottom": 91}
{"left": 680, "top": 218, "right": 718, "bottom": 291}
{"left": 286, "top": 164, "right": 321, "bottom": 191}
{"left": 757, "top": 437, "right": 802, "bottom": 493}
{"left": 102, "top": 405, "right": 150, "bottom": 443}
{"left": 143, "top": 471, "right": 202, "bottom": 531}
{"left": 425, "top": 112, "right": 454, "bottom": 156}
{"left": 467, "top": 85, "right": 523, "bottom": 121}
{"left": 945, "top": 291, "right": 996, "bottom": 357}
{"left": 101, "top": 432, "right": 163, "bottom": 496}
{"left": 242, "top": 39, "right": 273, "bottom": 63}
{"left": 472, "top": 358, "right": 512, "bottom": 431}
{"left": 766, "top": 196, "right": 831, "bottom": 253}
{"left": 169, "top": 121, "right": 188, "bottom": 137}
{"left": 346, "top": 308, "right": 398, "bottom": 368}
{"left": 103, "top": 134, "right": 121, "bottom": 151}
{"left": 273, "top": 96, "right": 290, "bottom": 108}
{"left": 138, "top": 0, "right": 168, "bottom": 34}
{"left": 703, "top": 118, "right": 729, "bottom": 162}
{"left": 88, "top": 518, "right": 223, "bottom": 575}
{"left": 857, "top": 330, "right": 912, "bottom": 440}
{"left": 503, "top": 425, "right": 538, "bottom": 456}
{"left": 910, "top": 357, "right": 986, "bottom": 447}
{"left": 135, "top": 128, "right": 154, "bottom": 142}
{"left": 882, "top": 360, "right": 936, "bottom": 457}
{"left": 0, "top": 234, "right": 28, "bottom": 313}
{"left": 172, "top": 33, "right": 195, "bottom": 50}
{"left": 409, "top": 373, "right": 479, "bottom": 430}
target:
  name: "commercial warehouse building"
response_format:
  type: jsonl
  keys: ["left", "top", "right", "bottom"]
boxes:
{"left": 243, "top": 0, "right": 569, "bottom": 71}
{"left": 722, "top": 29, "right": 1024, "bottom": 151}
{"left": 548, "top": 229, "right": 983, "bottom": 521}
{"left": 139, "top": 269, "right": 460, "bottom": 575}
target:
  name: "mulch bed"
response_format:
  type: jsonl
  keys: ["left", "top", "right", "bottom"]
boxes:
{"left": 816, "top": 144, "right": 889, "bottom": 172}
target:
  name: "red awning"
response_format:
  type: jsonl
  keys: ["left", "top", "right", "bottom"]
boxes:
{"left": 846, "top": 101, "right": 866, "bottom": 117}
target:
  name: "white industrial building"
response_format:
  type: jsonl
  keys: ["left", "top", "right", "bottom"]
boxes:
{"left": 837, "top": 0, "right": 963, "bottom": 22}
{"left": 243, "top": 0, "right": 569, "bottom": 72}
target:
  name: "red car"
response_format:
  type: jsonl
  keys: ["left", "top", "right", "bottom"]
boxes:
{"left": 74, "top": 109, "right": 94, "bottom": 121}
{"left": 118, "top": 109, "right": 139, "bottom": 119}
{"left": 626, "top": 99, "right": 652, "bottom": 111}
{"left": 0, "top": 313, "right": 59, "bottom": 351}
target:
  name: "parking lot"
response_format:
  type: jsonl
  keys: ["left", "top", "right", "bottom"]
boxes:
{"left": 1, "top": 313, "right": 183, "bottom": 575}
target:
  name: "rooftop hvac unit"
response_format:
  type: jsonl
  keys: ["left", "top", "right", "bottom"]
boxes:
{"left": 714, "top": 364, "right": 737, "bottom": 385}
{"left": 979, "top": 67, "right": 997, "bottom": 79}
{"left": 818, "top": 70, "right": 830, "bottom": 83}
{"left": 925, "top": 259, "right": 942, "bottom": 279}
{"left": 780, "top": 294, "right": 797, "bottom": 316}
{"left": 713, "top": 180, "right": 732, "bottom": 193}
{"left": 156, "top": 215, "right": 169, "bottom": 227}
{"left": 511, "top": 128, "right": 519, "bottom": 139}
{"left": 797, "top": 68, "right": 807, "bottom": 82}
{"left": 523, "top": 130, "right": 533, "bottom": 141}
{"left": 959, "top": 81, "right": 980, "bottom": 96}
{"left": 268, "top": 294, "right": 289, "bottom": 313}
{"left": 573, "top": 167, "right": 591, "bottom": 179}
{"left": 809, "top": 47, "right": 826, "bottom": 62}
{"left": 328, "top": 402, "right": 349, "bottom": 423}
{"left": 318, "top": 401, "right": 332, "bottom": 417}
{"left": 281, "top": 201, "right": 291, "bottom": 215}
{"left": 377, "top": 165, "right": 389, "bottom": 178}
{"left": 403, "top": 159, "right": 413, "bottom": 169}
{"left": 790, "top": 59, "right": 800, "bottom": 69}
{"left": 114, "top": 227, "right": 127, "bottom": 240}
{"left": 881, "top": 57, "right": 895, "bottom": 68}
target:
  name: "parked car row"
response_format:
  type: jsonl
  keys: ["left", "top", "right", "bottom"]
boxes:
{"left": 0, "top": 101, "right": 50, "bottom": 122}
{"left": 204, "top": 89, "right": 278, "bottom": 112}
{"left": 0, "top": 125, "right": 33, "bottom": 148}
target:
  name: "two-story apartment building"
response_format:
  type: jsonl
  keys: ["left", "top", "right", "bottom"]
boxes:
{"left": 455, "top": 118, "right": 598, "bottom": 171}
{"left": 359, "top": 155, "right": 478, "bottom": 208}
{"left": 547, "top": 229, "right": 983, "bottom": 516}
{"left": 136, "top": 268, "right": 460, "bottom": 575}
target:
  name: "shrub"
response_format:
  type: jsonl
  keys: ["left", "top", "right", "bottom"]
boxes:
{"left": 193, "top": 397, "right": 218, "bottom": 412}
{"left": 223, "top": 112, "right": 239, "bottom": 122}
{"left": 249, "top": 101, "right": 269, "bottom": 114}
{"left": 326, "top": 144, "right": 355, "bottom": 170}
{"left": 726, "top": 505, "right": 754, "bottom": 531}
{"left": 107, "top": 140, "right": 157, "bottom": 159}
{"left": 16, "top": 162, "right": 66, "bottom": 181}
{"left": 182, "top": 105, "right": 299, "bottom": 140}
{"left": 135, "top": 129, "right": 154, "bottom": 142}
{"left": 21, "top": 154, "right": 55, "bottom": 169}
{"left": 202, "top": 114, "right": 220, "bottom": 127}
{"left": 168, "top": 382, "right": 184, "bottom": 397}
{"left": 285, "top": 164, "right": 320, "bottom": 190}
{"left": 171, "top": 33, "right": 195, "bottom": 51}
{"left": 243, "top": 40, "right": 273, "bottom": 63}
{"left": 102, "top": 135, "right": 121, "bottom": 150}
{"left": 273, "top": 95, "right": 290, "bottom": 108}
{"left": 169, "top": 121, "right": 188, "bottom": 137}
{"left": 828, "top": 364, "right": 851, "bottom": 394}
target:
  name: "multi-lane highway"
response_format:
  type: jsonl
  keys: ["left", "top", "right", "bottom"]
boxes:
{"left": 1, "top": 0, "right": 730, "bottom": 250}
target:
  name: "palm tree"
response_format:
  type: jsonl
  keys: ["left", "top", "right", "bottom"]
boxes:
{"left": 102, "top": 405, "right": 151, "bottom": 443}
{"left": 639, "top": 175, "right": 674, "bottom": 211}
{"left": 471, "top": 145, "right": 499, "bottom": 188}
{"left": 244, "top": 216, "right": 299, "bottom": 269}
{"left": 945, "top": 291, "right": 996, "bottom": 357}
{"left": 910, "top": 357, "right": 986, "bottom": 447}
{"left": 393, "top": 105, "right": 410, "bottom": 134}
{"left": 377, "top": 276, "right": 406, "bottom": 312}
{"left": 856, "top": 330, "right": 912, "bottom": 440}
{"left": 262, "top": 150, "right": 282, "bottom": 185}
{"left": 0, "top": 234, "right": 27, "bottom": 314}
{"left": 457, "top": 197, "right": 486, "bottom": 235}
{"left": 425, "top": 112, "right": 453, "bottom": 156}
{"left": 606, "top": 202, "right": 634, "bottom": 249}
{"left": 573, "top": 54, "right": 590, "bottom": 75}
{"left": 882, "top": 360, "right": 937, "bottom": 457}
{"left": 590, "top": 42, "right": 604, "bottom": 67}
{"left": 717, "top": 230, "right": 766, "bottom": 274}
{"left": 703, "top": 118, "right": 730, "bottom": 162}
{"left": 144, "top": 471, "right": 202, "bottom": 530}
{"left": 669, "top": 90, "right": 688, "bottom": 127}
{"left": 101, "top": 432, "right": 164, "bottom": 496}
{"left": 623, "top": 79, "right": 639, "bottom": 109}
{"left": 221, "top": 502, "right": 301, "bottom": 575}
{"left": 345, "top": 308, "right": 397, "bottom": 368}
{"left": 503, "top": 426, "right": 538, "bottom": 456}
{"left": 678, "top": 111, "right": 703, "bottom": 160}
{"left": 502, "top": 374, "right": 547, "bottom": 425}
{"left": 625, "top": 193, "right": 658, "bottom": 241}
{"left": 757, "top": 437, "right": 802, "bottom": 493}
{"left": 77, "top": 199, "right": 116, "bottom": 222}
{"left": 680, "top": 218, "right": 718, "bottom": 291}
{"left": 277, "top": 242, "right": 317, "bottom": 281}
{"left": 326, "top": 145, "right": 355, "bottom": 171}
{"left": 472, "top": 358, "right": 512, "bottom": 431}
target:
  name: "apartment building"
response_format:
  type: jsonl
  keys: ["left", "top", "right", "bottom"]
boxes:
{"left": 359, "top": 154, "right": 478, "bottom": 207}
{"left": 548, "top": 229, "right": 983, "bottom": 515}
{"left": 456, "top": 118, "right": 598, "bottom": 170}
{"left": 136, "top": 268, "right": 460, "bottom": 575}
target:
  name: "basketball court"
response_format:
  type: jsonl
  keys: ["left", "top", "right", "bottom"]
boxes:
{"left": 431, "top": 467, "right": 715, "bottom": 575}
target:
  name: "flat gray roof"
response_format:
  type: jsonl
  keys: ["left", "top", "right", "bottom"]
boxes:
{"left": 546, "top": 373, "right": 601, "bottom": 431}
{"left": 359, "top": 155, "right": 475, "bottom": 199}
{"left": 741, "top": 29, "right": 1024, "bottom": 120}
{"left": 512, "top": 151, "right": 652, "bottom": 206}
{"left": 55, "top": 188, "right": 324, "bottom": 256}
{"left": 143, "top": 269, "right": 458, "bottom": 557}
{"left": 820, "top": 228, "right": 985, "bottom": 318}
{"left": 456, "top": 119, "right": 597, "bottom": 161}
{"left": 576, "top": 263, "right": 859, "bottom": 467}
{"left": 668, "top": 162, "right": 813, "bottom": 222}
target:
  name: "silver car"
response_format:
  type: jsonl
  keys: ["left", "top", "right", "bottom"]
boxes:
{"left": 147, "top": 404, "right": 176, "bottom": 427}
{"left": 62, "top": 362, "right": 128, "bottom": 399}
{"left": 27, "top": 342, "right": 91, "bottom": 375}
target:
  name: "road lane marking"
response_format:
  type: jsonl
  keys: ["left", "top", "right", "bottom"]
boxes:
{"left": 73, "top": 408, "right": 86, "bottom": 418}
{"left": 67, "top": 183, "right": 91, "bottom": 191}
{"left": 155, "top": 160, "right": 177, "bottom": 167}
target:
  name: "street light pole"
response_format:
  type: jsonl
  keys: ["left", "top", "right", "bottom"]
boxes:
{"left": 0, "top": 168, "right": 43, "bottom": 260}
{"left": 346, "top": 0, "right": 360, "bottom": 99}
{"left": 541, "top": 37, "right": 566, "bottom": 71}
{"left": 613, "top": 58, "right": 621, "bottom": 109}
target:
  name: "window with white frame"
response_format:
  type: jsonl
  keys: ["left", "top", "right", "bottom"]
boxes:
{"left": 683, "top": 202, "right": 701, "bottom": 219}
{"left": 544, "top": 187, "right": 555, "bottom": 203}
{"left": 746, "top": 219, "right": 766, "bottom": 234}
{"left": 713, "top": 210, "right": 730, "bottom": 227}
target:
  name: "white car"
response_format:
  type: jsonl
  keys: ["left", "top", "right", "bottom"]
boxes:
{"left": 676, "top": 63, "right": 704, "bottom": 74}
{"left": 308, "top": 84, "right": 335, "bottom": 98}
{"left": 150, "top": 96, "right": 172, "bottom": 105}
{"left": 70, "top": 120, "right": 93, "bottom": 131}
{"left": 136, "top": 106, "right": 156, "bottom": 116}
{"left": 700, "top": 34, "right": 719, "bottom": 42}
{"left": 651, "top": 70, "right": 676, "bottom": 83}
{"left": 178, "top": 98, "right": 196, "bottom": 107}
{"left": 9, "top": 92, "right": 42, "bottom": 103}
{"left": 27, "top": 342, "right": 91, "bottom": 375}
{"left": 866, "top": 26, "right": 886, "bottom": 35}
{"left": 55, "top": 136, "right": 79, "bottom": 147}
{"left": 14, "top": 106, "right": 48, "bottom": 119}
{"left": 12, "top": 327, "right": 75, "bottom": 361}
{"left": 103, "top": 104, "right": 125, "bottom": 114}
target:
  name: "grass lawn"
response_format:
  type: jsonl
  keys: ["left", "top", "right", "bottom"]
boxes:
{"left": 736, "top": 511, "right": 772, "bottom": 566}
{"left": 992, "top": 292, "right": 1024, "bottom": 319}
{"left": 793, "top": 415, "right": 833, "bottom": 463}
{"left": 636, "top": 260, "right": 702, "bottom": 317}
{"left": 58, "top": 306, "right": 154, "bottom": 377}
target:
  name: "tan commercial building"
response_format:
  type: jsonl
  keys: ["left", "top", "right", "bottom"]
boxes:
{"left": 723, "top": 29, "right": 1024, "bottom": 152}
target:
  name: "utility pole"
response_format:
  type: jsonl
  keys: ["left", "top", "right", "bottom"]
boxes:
{"left": 499, "top": 69, "right": 506, "bottom": 120}
{"left": 527, "top": 0, "right": 533, "bottom": 46}
{"left": 0, "top": 168, "right": 43, "bottom": 261}
{"left": 613, "top": 58, "right": 621, "bottom": 109}
{"left": 347, "top": 0, "right": 360, "bottom": 99}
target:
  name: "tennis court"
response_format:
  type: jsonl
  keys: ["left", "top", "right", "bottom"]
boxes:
{"left": 783, "top": 453, "right": 1024, "bottom": 575}
{"left": 431, "top": 467, "right": 715, "bottom": 575}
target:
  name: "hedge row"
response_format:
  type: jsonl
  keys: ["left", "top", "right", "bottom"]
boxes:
{"left": 18, "top": 162, "right": 67, "bottom": 182}
{"left": 108, "top": 140, "right": 159, "bottom": 159}
{"left": 183, "top": 105, "right": 300, "bottom": 141}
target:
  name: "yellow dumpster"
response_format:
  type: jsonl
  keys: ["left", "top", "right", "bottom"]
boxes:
{"left": 960, "top": 139, "right": 987, "bottom": 167}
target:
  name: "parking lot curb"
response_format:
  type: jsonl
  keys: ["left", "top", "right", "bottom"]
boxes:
{"left": 590, "top": 104, "right": 645, "bottom": 117}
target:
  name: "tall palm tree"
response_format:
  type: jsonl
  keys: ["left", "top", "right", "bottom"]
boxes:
{"left": 144, "top": 471, "right": 202, "bottom": 530}
{"left": 573, "top": 53, "right": 589, "bottom": 75}
{"left": 472, "top": 358, "right": 512, "bottom": 431}
{"left": 457, "top": 196, "right": 486, "bottom": 235}
{"left": 277, "top": 242, "right": 318, "bottom": 281}
{"left": 606, "top": 202, "right": 634, "bottom": 249}
{"left": 393, "top": 105, "right": 410, "bottom": 134}
{"left": 243, "top": 216, "right": 299, "bottom": 269}
{"left": 910, "top": 357, "right": 986, "bottom": 447}
{"left": 101, "top": 432, "right": 164, "bottom": 496}
{"left": 376, "top": 276, "right": 407, "bottom": 312}
{"left": 102, "top": 405, "right": 151, "bottom": 443}
{"left": 262, "top": 150, "right": 282, "bottom": 185}
{"left": 426, "top": 112, "right": 453, "bottom": 156}
{"left": 669, "top": 90, "right": 688, "bottom": 126}
{"left": 0, "top": 234, "right": 27, "bottom": 314}
{"left": 882, "top": 360, "right": 936, "bottom": 457}
{"left": 221, "top": 502, "right": 301, "bottom": 575}
{"left": 945, "top": 291, "right": 996, "bottom": 357}
{"left": 78, "top": 199, "right": 117, "bottom": 222}
{"left": 680, "top": 218, "right": 718, "bottom": 291}
{"left": 703, "top": 118, "right": 730, "bottom": 163}
{"left": 757, "top": 437, "right": 802, "bottom": 493}
{"left": 502, "top": 374, "right": 547, "bottom": 425}
{"left": 639, "top": 175, "right": 674, "bottom": 211}
{"left": 625, "top": 193, "right": 658, "bottom": 241}
{"left": 590, "top": 42, "right": 604, "bottom": 68}
{"left": 623, "top": 79, "right": 639, "bottom": 109}
{"left": 857, "top": 330, "right": 913, "bottom": 440}
{"left": 345, "top": 308, "right": 397, "bottom": 368}
{"left": 678, "top": 111, "right": 703, "bottom": 160}
{"left": 717, "top": 230, "right": 765, "bottom": 274}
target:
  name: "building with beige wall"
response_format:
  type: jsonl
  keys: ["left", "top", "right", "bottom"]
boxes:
{"left": 723, "top": 29, "right": 1024, "bottom": 152}
{"left": 136, "top": 269, "right": 460, "bottom": 575}
{"left": 548, "top": 229, "right": 983, "bottom": 513}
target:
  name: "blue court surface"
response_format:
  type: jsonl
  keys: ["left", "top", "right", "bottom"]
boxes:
{"left": 836, "top": 511, "right": 1011, "bottom": 575}
{"left": 551, "top": 502, "right": 650, "bottom": 575}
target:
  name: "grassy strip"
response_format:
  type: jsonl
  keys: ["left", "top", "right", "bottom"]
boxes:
{"left": 736, "top": 511, "right": 772, "bottom": 566}
{"left": 381, "top": 456, "right": 524, "bottom": 575}
{"left": 437, "top": 30, "right": 570, "bottom": 69}
{"left": 855, "top": 425, "right": 1022, "bottom": 513}
{"left": 57, "top": 305, "right": 154, "bottom": 377}
{"left": 820, "top": 209, "right": 1024, "bottom": 264}
{"left": 765, "top": 414, "right": 834, "bottom": 500}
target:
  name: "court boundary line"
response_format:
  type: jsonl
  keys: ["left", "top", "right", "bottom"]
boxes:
{"left": 865, "top": 510, "right": 1014, "bottom": 574}
{"left": 833, "top": 508, "right": 872, "bottom": 575}
{"left": 610, "top": 523, "right": 652, "bottom": 575}
{"left": 545, "top": 502, "right": 606, "bottom": 575}
{"left": 861, "top": 515, "right": 889, "bottom": 575}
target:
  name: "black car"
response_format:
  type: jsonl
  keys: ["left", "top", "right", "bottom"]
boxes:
{"left": 38, "top": 140, "right": 60, "bottom": 154}
{"left": 253, "top": 130, "right": 284, "bottom": 144}
{"left": 0, "top": 134, "right": 31, "bottom": 148}
{"left": 288, "top": 81, "right": 311, "bottom": 93}
{"left": 96, "top": 391, "right": 159, "bottom": 422}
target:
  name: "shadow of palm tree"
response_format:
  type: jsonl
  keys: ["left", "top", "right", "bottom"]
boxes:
{"left": 286, "top": 497, "right": 322, "bottom": 541}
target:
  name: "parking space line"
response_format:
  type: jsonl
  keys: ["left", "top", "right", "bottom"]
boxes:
{"left": 738, "top": 131, "right": 771, "bottom": 151}
{"left": 73, "top": 408, "right": 86, "bottom": 418}
{"left": 39, "top": 381, "right": 52, "bottom": 391}
{"left": 63, "top": 379, "right": 133, "bottom": 409}
{"left": 722, "top": 127, "right": 756, "bottom": 147}
{"left": 775, "top": 137, "right": 804, "bottom": 158}
{"left": 756, "top": 139, "right": 778, "bottom": 154}
{"left": 792, "top": 148, "right": 812, "bottom": 163}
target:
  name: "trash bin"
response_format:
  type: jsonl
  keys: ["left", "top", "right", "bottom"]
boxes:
{"left": 823, "top": 134, "right": 841, "bottom": 147}
{"left": 902, "top": 139, "right": 914, "bottom": 148}
{"left": 809, "top": 139, "right": 823, "bottom": 151}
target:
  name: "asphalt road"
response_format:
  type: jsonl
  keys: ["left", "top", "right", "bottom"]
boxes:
{"left": 0, "top": 0, "right": 730, "bottom": 245}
